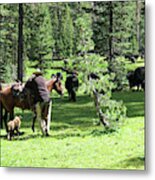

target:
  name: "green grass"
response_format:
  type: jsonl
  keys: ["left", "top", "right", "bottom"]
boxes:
{"left": 0, "top": 91, "right": 145, "bottom": 170}
{"left": 125, "top": 58, "right": 145, "bottom": 72}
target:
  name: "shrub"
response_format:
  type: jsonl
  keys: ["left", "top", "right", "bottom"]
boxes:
{"left": 70, "top": 54, "right": 127, "bottom": 130}
{"left": 108, "top": 56, "right": 128, "bottom": 91}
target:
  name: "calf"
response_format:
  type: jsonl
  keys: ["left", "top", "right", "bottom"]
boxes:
{"left": 7, "top": 116, "right": 21, "bottom": 140}
{"left": 88, "top": 73, "right": 100, "bottom": 80}
{"left": 65, "top": 74, "right": 79, "bottom": 101}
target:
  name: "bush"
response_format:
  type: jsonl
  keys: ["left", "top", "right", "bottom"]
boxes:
{"left": 108, "top": 56, "right": 128, "bottom": 91}
{"left": 70, "top": 54, "right": 127, "bottom": 130}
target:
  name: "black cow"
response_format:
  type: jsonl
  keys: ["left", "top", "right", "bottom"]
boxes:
{"left": 127, "top": 67, "right": 145, "bottom": 90}
{"left": 88, "top": 73, "right": 100, "bottom": 80}
{"left": 65, "top": 74, "right": 79, "bottom": 102}
{"left": 125, "top": 54, "right": 139, "bottom": 63}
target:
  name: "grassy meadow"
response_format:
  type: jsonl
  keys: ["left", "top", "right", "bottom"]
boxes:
{"left": 0, "top": 1, "right": 145, "bottom": 171}
{"left": 0, "top": 90, "right": 145, "bottom": 170}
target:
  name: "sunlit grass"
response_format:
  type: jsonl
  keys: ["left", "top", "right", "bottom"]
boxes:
{"left": 1, "top": 91, "right": 145, "bottom": 170}
{"left": 125, "top": 58, "right": 145, "bottom": 72}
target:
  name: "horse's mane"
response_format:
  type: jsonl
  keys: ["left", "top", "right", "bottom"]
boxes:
{"left": 46, "top": 77, "right": 57, "bottom": 84}
{"left": 46, "top": 78, "right": 57, "bottom": 92}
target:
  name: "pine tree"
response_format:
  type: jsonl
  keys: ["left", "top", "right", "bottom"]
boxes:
{"left": 49, "top": 3, "right": 59, "bottom": 59}
{"left": 92, "top": 1, "right": 145, "bottom": 58}
{"left": 69, "top": 5, "right": 126, "bottom": 128}
{"left": 24, "top": 3, "right": 54, "bottom": 71}
{"left": 0, "top": 4, "right": 18, "bottom": 82}
{"left": 62, "top": 4, "right": 74, "bottom": 57}
{"left": 49, "top": 3, "right": 74, "bottom": 59}
{"left": 92, "top": 1, "right": 112, "bottom": 57}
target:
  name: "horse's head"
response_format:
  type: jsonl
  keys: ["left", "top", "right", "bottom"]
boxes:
{"left": 0, "top": 82, "right": 25, "bottom": 112}
{"left": 47, "top": 73, "right": 63, "bottom": 96}
{"left": 53, "top": 77, "right": 63, "bottom": 96}
{"left": 11, "top": 82, "right": 24, "bottom": 98}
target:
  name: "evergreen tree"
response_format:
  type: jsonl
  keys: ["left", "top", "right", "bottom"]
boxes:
{"left": 69, "top": 8, "right": 126, "bottom": 128}
{"left": 24, "top": 3, "right": 54, "bottom": 71}
{"left": 92, "top": 1, "right": 112, "bottom": 57}
{"left": 0, "top": 4, "right": 18, "bottom": 82}
{"left": 49, "top": 3, "right": 74, "bottom": 59}
{"left": 92, "top": 1, "right": 145, "bottom": 58}
{"left": 62, "top": 4, "right": 74, "bottom": 57}
{"left": 49, "top": 3, "right": 59, "bottom": 59}
{"left": 74, "top": 12, "right": 94, "bottom": 54}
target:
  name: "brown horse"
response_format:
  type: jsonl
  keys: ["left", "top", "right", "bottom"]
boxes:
{"left": 0, "top": 82, "right": 25, "bottom": 132}
{"left": 0, "top": 76, "right": 63, "bottom": 133}
{"left": 46, "top": 76, "right": 63, "bottom": 95}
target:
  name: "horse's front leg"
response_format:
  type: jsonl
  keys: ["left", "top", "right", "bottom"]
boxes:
{"left": 32, "top": 113, "right": 37, "bottom": 132}
{"left": 9, "top": 110, "right": 14, "bottom": 120}
{"left": 46, "top": 100, "right": 52, "bottom": 135}
{"left": 3, "top": 109, "right": 8, "bottom": 133}
{"left": 0, "top": 103, "right": 3, "bottom": 129}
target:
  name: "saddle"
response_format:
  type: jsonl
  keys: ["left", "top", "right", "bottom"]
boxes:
{"left": 11, "top": 83, "right": 35, "bottom": 110}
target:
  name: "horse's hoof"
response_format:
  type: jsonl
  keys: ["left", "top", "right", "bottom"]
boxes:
{"left": 104, "top": 122, "right": 110, "bottom": 129}
{"left": 46, "top": 133, "right": 50, "bottom": 137}
{"left": 32, "top": 127, "right": 35, "bottom": 133}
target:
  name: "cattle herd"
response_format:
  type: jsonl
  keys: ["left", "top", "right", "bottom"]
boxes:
{"left": 0, "top": 66, "right": 145, "bottom": 140}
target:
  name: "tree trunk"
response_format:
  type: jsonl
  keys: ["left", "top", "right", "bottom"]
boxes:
{"left": 93, "top": 90, "right": 109, "bottom": 128}
{"left": 17, "top": 4, "right": 23, "bottom": 82}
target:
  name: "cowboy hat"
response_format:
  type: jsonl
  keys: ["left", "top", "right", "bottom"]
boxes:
{"left": 33, "top": 68, "right": 43, "bottom": 75}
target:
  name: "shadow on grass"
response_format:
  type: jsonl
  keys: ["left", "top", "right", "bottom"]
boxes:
{"left": 1, "top": 92, "right": 144, "bottom": 140}
{"left": 0, "top": 134, "right": 7, "bottom": 139}
{"left": 0, "top": 131, "right": 25, "bottom": 140}
{"left": 112, "top": 91, "right": 144, "bottom": 117}
{"left": 51, "top": 124, "right": 71, "bottom": 131}
{"left": 90, "top": 128, "right": 117, "bottom": 136}
{"left": 117, "top": 156, "right": 145, "bottom": 169}
{"left": 17, "top": 133, "right": 42, "bottom": 141}
{"left": 53, "top": 95, "right": 92, "bottom": 105}
{"left": 51, "top": 128, "right": 117, "bottom": 140}
{"left": 51, "top": 132, "right": 84, "bottom": 139}
{"left": 52, "top": 95, "right": 96, "bottom": 126}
